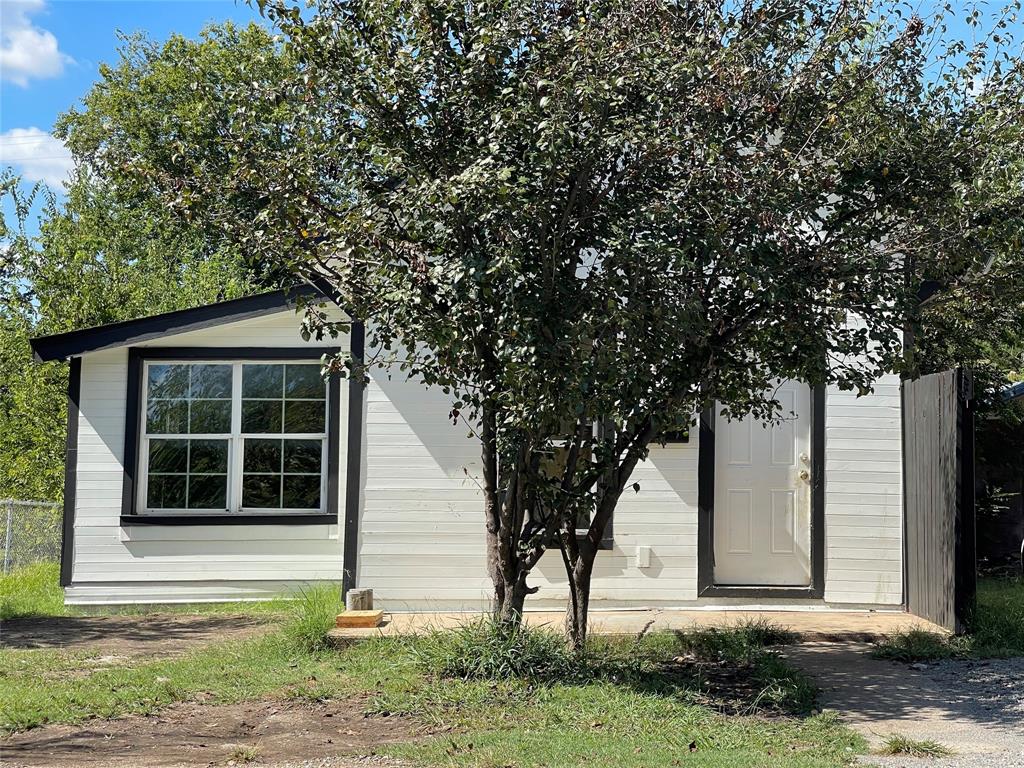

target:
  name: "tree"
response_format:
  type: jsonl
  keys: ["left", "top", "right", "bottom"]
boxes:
{"left": 0, "top": 170, "right": 257, "bottom": 501}
{"left": 58, "top": 1, "right": 1024, "bottom": 648}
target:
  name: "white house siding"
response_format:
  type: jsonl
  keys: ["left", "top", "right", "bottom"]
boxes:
{"left": 358, "top": 367, "right": 701, "bottom": 610}
{"left": 823, "top": 374, "right": 904, "bottom": 605}
{"left": 66, "top": 306, "right": 904, "bottom": 608}
{"left": 64, "top": 309, "right": 349, "bottom": 605}
{"left": 359, "top": 369, "right": 904, "bottom": 611}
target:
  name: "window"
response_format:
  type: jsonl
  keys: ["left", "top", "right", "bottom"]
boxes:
{"left": 536, "top": 423, "right": 613, "bottom": 549}
{"left": 125, "top": 349, "right": 339, "bottom": 523}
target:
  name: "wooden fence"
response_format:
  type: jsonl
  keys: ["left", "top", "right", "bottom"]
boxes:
{"left": 902, "top": 369, "right": 976, "bottom": 633}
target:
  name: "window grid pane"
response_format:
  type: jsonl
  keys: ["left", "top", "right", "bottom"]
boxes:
{"left": 242, "top": 436, "right": 323, "bottom": 510}
{"left": 240, "top": 362, "right": 326, "bottom": 511}
{"left": 143, "top": 360, "right": 328, "bottom": 514}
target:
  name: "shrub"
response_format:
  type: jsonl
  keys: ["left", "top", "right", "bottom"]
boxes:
{"left": 408, "top": 616, "right": 582, "bottom": 681}
{"left": 282, "top": 584, "right": 343, "bottom": 652}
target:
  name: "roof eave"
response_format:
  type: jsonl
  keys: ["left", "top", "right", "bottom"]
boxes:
{"left": 29, "top": 285, "right": 328, "bottom": 363}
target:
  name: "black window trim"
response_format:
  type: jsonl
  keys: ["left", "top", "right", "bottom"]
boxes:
{"left": 121, "top": 347, "right": 341, "bottom": 526}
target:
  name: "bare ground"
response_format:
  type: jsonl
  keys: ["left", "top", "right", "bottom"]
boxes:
{"left": 782, "top": 641, "right": 1024, "bottom": 767}
{"left": 0, "top": 695, "right": 424, "bottom": 768}
{"left": 0, "top": 614, "right": 275, "bottom": 658}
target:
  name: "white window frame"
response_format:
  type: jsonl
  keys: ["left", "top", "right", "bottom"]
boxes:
{"left": 138, "top": 359, "right": 330, "bottom": 516}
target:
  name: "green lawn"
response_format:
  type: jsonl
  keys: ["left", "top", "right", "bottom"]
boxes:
{"left": 0, "top": 563, "right": 869, "bottom": 767}
{"left": 1, "top": 624, "right": 866, "bottom": 768}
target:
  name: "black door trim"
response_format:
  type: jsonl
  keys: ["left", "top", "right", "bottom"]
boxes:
{"left": 341, "top": 322, "right": 366, "bottom": 595}
{"left": 697, "top": 385, "right": 826, "bottom": 599}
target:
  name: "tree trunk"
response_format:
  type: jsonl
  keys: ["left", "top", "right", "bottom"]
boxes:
{"left": 497, "top": 577, "right": 530, "bottom": 628}
{"left": 481, "top": 403, "right": 508, "bottom": 619}
{"left": 565, "top": 552, "right": 594, "bottom": 651}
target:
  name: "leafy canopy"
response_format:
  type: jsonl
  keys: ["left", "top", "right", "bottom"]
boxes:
{"left": 55, "top": 2, "right": 1024, "bottom": 614}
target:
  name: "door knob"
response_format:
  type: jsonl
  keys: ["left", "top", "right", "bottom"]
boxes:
{"left": 798, "top": 469, "right": 810, "bottom": 482}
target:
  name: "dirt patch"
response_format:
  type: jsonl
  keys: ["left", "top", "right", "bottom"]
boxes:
{"left": 1, "top": 695, "right": 425, "bottom": 768}
{"left": 0, "top": 614, "right": 275, "bottom": 658}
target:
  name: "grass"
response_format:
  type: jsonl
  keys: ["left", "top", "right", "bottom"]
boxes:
{"left": 1, "top": 599, "right": 866, "bottom": 767}
{"left": 228, "top": 744, "right": 263, "bottom": 763}
{"left": 874, "top": 577, "right": 1024, "bottom": 662}
{"left": 0, "top": 633, "right": 355, "bottom": 732}
{"left": 879, "top": 734, "right": 953, "bottom": 758}
{"left": 0, "top": 564, "right": 867, "bottom": 765}
{"left": 1, "top": 563, "right": 347, "bottom": 732}
{"left": 407, "top": 615, "right": 586, "bottom": 681}
{"left": 281, "top": 583, "right": 343, "bottom": 652}
{"left": 0, "top": 562, "right": 65, "bottom": 619}
{"left": 350, "top": 622, "right": 862, "bottom": 768}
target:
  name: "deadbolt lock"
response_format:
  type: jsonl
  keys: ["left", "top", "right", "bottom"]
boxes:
{"left": 800, "top": 452, "right": 810, "bottom": 464}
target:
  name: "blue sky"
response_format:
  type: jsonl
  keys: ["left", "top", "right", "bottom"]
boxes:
{"left": 1, "top": 0, "right": 265, "bottom": 191}
{"left": 0, "top": 1, "right": 1019, "bottom": 196}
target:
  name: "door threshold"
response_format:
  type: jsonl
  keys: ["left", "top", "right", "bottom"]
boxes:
{"left": 699, "top": 584, "right": 823, "bottom": 600}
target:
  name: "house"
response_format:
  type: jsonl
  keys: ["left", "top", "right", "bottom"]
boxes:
{"left": 30, "top": 287, "right": 973, "bottom": 624}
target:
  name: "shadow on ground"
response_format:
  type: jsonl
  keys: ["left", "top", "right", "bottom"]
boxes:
{"left": 783, "top": 641, "right": 1024, "bottom": 753}
{"left": 0, "top": 614, "right": 274, "bottom": 657}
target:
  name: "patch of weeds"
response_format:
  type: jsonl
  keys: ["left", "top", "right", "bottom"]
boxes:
{"left": 747, "top": 651, "right": 817, "bottom": 714}
{"left": 228, "top": 742, "right": 262, "bottom": 763}
{"left": 872, "top": 629, "right": 962, "bottom": 662}
{"left": 875, "top": 578, "right": 1024, "bottom": 662}
{"left": 282, "top": 584, "right": 343, "bottom": 652}
{"left": 880, "top": 734, "right": 953, "bottom": 758}
{"left": 670, "top": 621, "right": 813, "bottom": 716}
{"left": 407, "top": 616, "right": 585, "bottom": 682}
{"left": 283, "top": 675, "right": 331, "bottom": 703}
{"left": 676, "top": 619, "right": 798, "bottom": 663}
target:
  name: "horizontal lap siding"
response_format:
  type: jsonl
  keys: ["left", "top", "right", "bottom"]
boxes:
{"left": 358, "top": 376, "right": 491, "bottom": 608}
{"left": 359, "top": 370, "right": 699, "bottom": 610}
{"left": 69, "top": 310, "right": 348, "bottom": 602}
{"left": 824, "top": 378, "right": 904, "bottom": 605}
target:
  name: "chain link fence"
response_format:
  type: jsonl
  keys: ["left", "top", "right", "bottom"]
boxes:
{"left": 1, "top": 499, "right": 62, "bottom": 573}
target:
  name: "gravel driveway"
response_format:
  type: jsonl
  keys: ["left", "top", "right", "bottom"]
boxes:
{"left": 783, "top": 642, "right": 1024, "bottom": 767}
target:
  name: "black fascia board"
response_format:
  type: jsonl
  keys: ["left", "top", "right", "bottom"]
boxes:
{"left": 30, "top": 285, "right": 327, "bottom": 362}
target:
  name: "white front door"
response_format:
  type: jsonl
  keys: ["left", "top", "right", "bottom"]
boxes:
{"left": 713, "top": 381, "right": 812, "bottom": 586}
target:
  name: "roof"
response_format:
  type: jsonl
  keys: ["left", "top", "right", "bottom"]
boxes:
{"left": 1000, "top": 382, "right": 1024, "bottom": 402}
{"left": 30, "top": 285, "right": 325, "bottom": 362}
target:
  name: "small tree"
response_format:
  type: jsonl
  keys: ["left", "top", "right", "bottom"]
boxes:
{"left": 60, "top": 1, "right": 1024, "bottom": 648}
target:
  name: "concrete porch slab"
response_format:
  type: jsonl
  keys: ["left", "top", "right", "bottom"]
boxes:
{"left": 327, "top": 608, "right": 944, "bottom": 647}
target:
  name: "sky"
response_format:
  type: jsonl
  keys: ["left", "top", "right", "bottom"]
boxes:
{"left": 0, "top": 0, "right": 265, "bottom": 192}
{"left": 0, "top": 1, "right": 1019, "bottom": 197}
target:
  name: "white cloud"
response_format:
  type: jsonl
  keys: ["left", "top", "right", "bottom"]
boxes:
{"left": 0, "top": 127, "right": 74, "bottom": 189}
{"left": 1, "top": 0, "right": 72, "bottom": 86}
